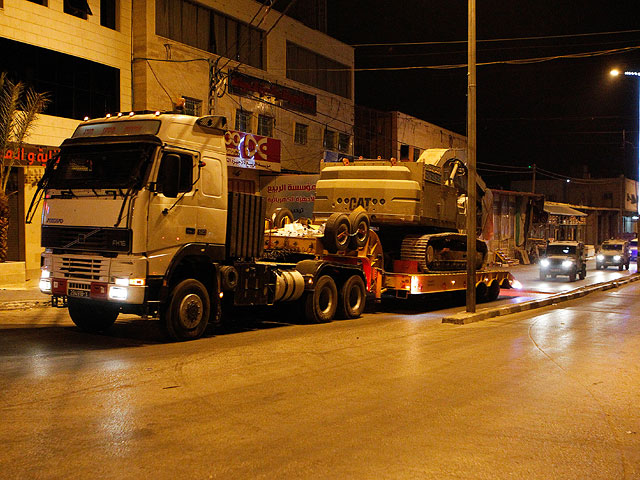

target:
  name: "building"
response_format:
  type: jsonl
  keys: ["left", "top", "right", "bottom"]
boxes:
{"left": 1, "top": 0, "right": 133, "bottom": 281}
{"left": 511, "top": 176, "right": 638, "bottom": 245}
{"left": 1, "top": 0, "right": 353, "bottom": 281}
{"left": 354, "top": 105, "right": 466, "bottom": 160}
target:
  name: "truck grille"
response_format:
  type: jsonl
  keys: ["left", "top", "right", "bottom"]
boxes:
{"left": 42, "top": 226, "right": 131, "bottom": 253}
{"left": 54, "top": 256, "right": 109, "bottom": 281}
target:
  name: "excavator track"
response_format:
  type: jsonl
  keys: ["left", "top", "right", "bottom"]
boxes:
{"left": 401, "top": 233, "right": 487, "bottom": 272}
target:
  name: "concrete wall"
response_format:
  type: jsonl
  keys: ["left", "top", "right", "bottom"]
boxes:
{"left": 132, "top": 0, "right": 354, "bottom": 173}
{"left": 392, "top": 111, "right": 466, "bottom": 160}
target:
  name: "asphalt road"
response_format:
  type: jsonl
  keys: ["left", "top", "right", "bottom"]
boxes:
{"left": 1, "top": 270, "right": 639, "bottom": 479}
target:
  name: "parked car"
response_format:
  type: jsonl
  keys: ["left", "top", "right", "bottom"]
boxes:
{"left": 596, "top": 239, "right": 630, "bottom": 270}
{"left": 630, "top": 238, "right": 638, "bottom": 262}
{"left": 539, "top": 241, "right": 587, "bottom": 282}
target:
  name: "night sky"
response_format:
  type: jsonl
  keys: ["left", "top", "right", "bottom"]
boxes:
{"left": 326, "top": 0, "right": 640, "bottom": 189}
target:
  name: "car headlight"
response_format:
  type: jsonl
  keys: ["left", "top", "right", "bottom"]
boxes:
{"left": 562, "top": 260, "right": 574, "bottom": 269}
{"left": 613, "top": 255, "right": 621, "bottom": 262}
{"left": 596, "top": 254, "right": 604, "bottom": 261}
{"left": 540, "top": 259, "right": 550, "bottom": 268}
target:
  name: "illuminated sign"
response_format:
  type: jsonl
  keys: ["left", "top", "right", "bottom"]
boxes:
{"left": 72, "top": 120, "right": 161, "bottom": 138}
{"left": 225, "top": 130, "right": 281, "bottom": 172}
{"left": 3, "top": 144, "right": 60, "bottom": 166}
{"left": 228, "top": 72, "right": 317, "bottom": 115}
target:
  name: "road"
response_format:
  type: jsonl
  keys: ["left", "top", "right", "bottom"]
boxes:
{"left": 1, "top": 264, "right": 639, "bottom": 479}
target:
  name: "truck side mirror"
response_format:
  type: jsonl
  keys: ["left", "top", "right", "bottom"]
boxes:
{"left": 161, "top": 154, "right": 181, "bottom": 198}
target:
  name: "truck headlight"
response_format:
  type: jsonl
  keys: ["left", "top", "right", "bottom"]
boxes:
{"left": 596, "top": 254, "right": 604, "bottom": 261}
{"left": 562, "top": 260, "right": 574, "bottom": 269}
{"left": 39, "top": 278, "right": 52, "bottom": 293}
{"left": 540, "top": 259, "right": 550, "bottom": 268}
{"left": 613, "top": 255, "right": 621, "bottom": 262}
{"left": 108, "top": 286, "right": 128, "bottom": 300}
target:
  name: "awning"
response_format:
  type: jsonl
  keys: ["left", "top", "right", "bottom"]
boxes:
{"left": 544, "top": 202, "right": 587, "bottom": 217}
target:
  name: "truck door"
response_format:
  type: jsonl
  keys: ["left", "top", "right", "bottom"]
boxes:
{"left": 147, "top": 150, "right": 199, "bottom": 259}
{"left": 195, "top": 156, "right": 227, "bottom": 246}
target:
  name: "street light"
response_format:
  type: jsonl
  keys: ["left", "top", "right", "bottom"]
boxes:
{"left": 610, "top": 68, "right": 640, "bottom": 271}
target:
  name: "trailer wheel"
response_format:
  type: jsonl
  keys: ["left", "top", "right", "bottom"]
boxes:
{"left": 475, "top": 282, "right": 488, "bottom": 302}
{"left": 304, "top": 275, "right": 338, "bottom": 323}
{"left": 322, "top": 213, "right": 351, "bottom": 253}
{"left": 348, "top": 210, "right": 370, "bottom": 249}
{"left": 68, "top": 299, "right": 119, "bottom": 333}
{"left": 486, "top": 281, "right": 501, "bottom": 302}
{"left": 163, "top": 279, "right": 210, "bottom": 341}
{"left": 271, "top": 208, "right": 294, "bottom": 228}
{"left": 338, "top": 275, "right": 366, "bottom": 319}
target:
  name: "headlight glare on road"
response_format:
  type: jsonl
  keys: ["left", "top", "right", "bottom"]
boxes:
{"left": 108, "top": 286, "right": 128, "bottom": 301}
{"left": 562, "top": 260, "right": 574, "bottom": 269}
{"left": 540, "top": 259, "right": 550, "bottom": 268}
{"left": 39, "top": 278, "right": 52, "bottom": 293}
{"left": 613, "top": 255, "right": 621, "bottom": 262}
{"left": 597, "top": 254, "right": 604, "bottom": 261}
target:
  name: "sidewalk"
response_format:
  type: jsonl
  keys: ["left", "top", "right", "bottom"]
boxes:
{"left": 0, "top": 277, "right": 51, "bottom": 310}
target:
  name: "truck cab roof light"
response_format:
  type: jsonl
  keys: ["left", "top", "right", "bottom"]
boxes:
{"left": 83, "top": 116, "right": 89, "bottom": 121}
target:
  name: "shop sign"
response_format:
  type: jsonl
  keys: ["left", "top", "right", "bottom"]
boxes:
{"left": 2, "top": 144, "right": 60, "bottom": 166}
{"left": 625, "top": 178, "right": 638, "bottom": 212}
{"left": 225, "top": 130, "right": 281, "bottom": 172}
{"left": 228, "top": 72, "right": 317, "bottom": 115}
{"left": 261, "top": 174, "right": 319, "bottom": 219}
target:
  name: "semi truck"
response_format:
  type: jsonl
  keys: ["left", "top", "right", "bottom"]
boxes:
{"left": 31, "top": 112, "right": 514, "bottom": 341}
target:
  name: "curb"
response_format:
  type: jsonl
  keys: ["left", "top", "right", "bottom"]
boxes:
{"left": 0, "top": 299, "right": 52, "bottom": 311}
{"left": 442, "top": 273, "right": 640, "bottom": 325}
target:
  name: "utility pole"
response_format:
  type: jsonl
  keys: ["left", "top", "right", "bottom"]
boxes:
{"left": 531, "top": 163, "right": 536, "bottom": 193}
{"left": 465, "top": 0, "right": 477, "bottom": 313}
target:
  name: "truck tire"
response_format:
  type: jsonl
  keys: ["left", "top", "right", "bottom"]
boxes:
{"left": 476, "top": 282, "right": 488, "bottom": 302}
{"left": 486, "top": 280, "right": 501, "bottom": 302}
{"left": 271, "top": 208, "right": 294, "bottom": 228}
{"left": 338, "top": 275, "right": 366, "bottom": 319}
{"left": 322, "top": 213, "right": 351, "bottom": 253}
{"left": 304, "top": 275, "right": 338, "bottom": 323}
{"left": 348, "top": 210, "right": 370, "bottom": 249}
{"left": 68, "top": 299, "right": 118, "bottom": 333}
{"left": 163, "top": 279, "right": 210, "bottom": 341}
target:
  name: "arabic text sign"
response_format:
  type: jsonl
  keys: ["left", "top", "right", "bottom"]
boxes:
{"left": 225, "top": 130, "right": 281, "bottom": 172}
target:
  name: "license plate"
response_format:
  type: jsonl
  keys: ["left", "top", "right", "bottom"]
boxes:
{"left": 68, "top": 289, "right": 90, "bottom": 298}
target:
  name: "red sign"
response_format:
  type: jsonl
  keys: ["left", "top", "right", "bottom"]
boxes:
{"left": 225, "top": 130, "right": 281, "bottom": 172}
{"left": 3, "top": 144, "right": 60, "bottom": 166}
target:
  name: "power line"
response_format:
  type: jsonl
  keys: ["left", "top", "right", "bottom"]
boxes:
{"left": 351, "top": 28, "right": 640, "bottom": 48}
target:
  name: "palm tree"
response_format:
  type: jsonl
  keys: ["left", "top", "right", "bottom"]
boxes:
{"left": 0, "top": 73, "right": 49, "bottom": 262}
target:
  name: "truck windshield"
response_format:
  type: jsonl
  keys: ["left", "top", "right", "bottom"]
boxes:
{"left": 46, "top": 143, "right": 156, "bottom": 190}
{"left": 546, "top": 245, "right": 576, "bottom": 255}
{"left": 602, "top": 244, "right": 622, "bottom": 251}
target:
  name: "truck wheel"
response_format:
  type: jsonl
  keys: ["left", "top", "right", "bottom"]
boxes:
{"left": 68, "top": 299, "right": 118, "bottom": 333}
{"left": 163, "top": 279, "right": 210, "bottom": 341}
{"left": 304, "top": 275, "right": 338, "bottom": 323}
{"left": 338, "top": 275, "right": 366, "bottom": 319}
{"left": 476, "top": 282, "right": 488, "bottom": 302}
{"left": 322, "top": 213, "right": 351, "bottom": 253}
{"left": 348, "top": 210, "right": 370, "bottom": 249}
{"left": 271, "top": 208, "right": 294, "bottom": 228}
{"left": 486, "top": 281, "right": 500, "bottom": 302}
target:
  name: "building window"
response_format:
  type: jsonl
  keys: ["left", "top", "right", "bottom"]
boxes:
{"left": 181, "top": 96, "right": 202, "bottom": 116}
{"left": 413, "top": 147, "right": 421, "bottom": 162}
{"left": 400, "top": 144, "right": 409, "bottom": 160}
{"left": 100, "top": 0, "right": 117, "bottom": 29}
{"left": 338, "top": 133, "right": 350, "bottom": 153}
{"left": 286, "top": 42, "right": 352, "bottom": 99}
{"left": 323, "top": 129, "right": 337, "bottom": 150}
{"left": 156, "top": 0, "right": 264, "bottom": 70}
{"left": 64, "top": 0, "right": 92, "bottom": 19}
{"left": 294, "top": 123, "right": 308, "bottom": 145}
{"left": 235, "top": 109, "right": 252, "bottom": 133}
{"left": 257, "top": 114, "right": 274, "bottom": 137}
{"left": 1, "top": 37, "right": 119, "bottom": 120}
{"left": 26, "top": 0, "right": 48, "bottom": 5}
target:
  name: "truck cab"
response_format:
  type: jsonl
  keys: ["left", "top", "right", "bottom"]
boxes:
{"left": 539, "top": 241, "right": 587, "bottom": 282}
